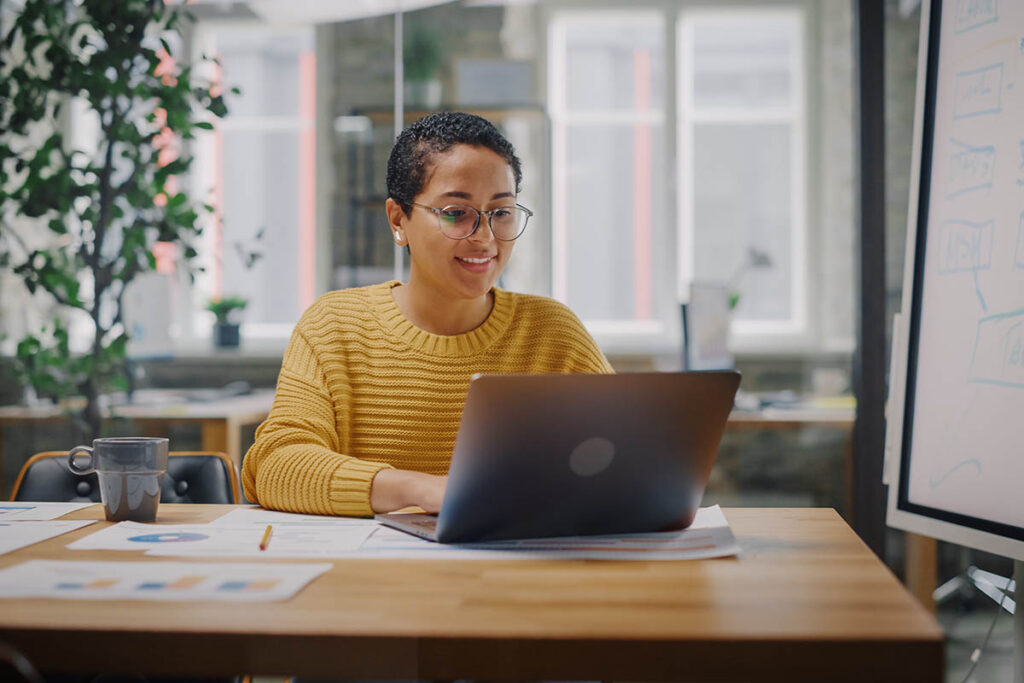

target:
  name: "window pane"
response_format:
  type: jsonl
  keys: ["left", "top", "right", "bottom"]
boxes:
{"left": 692, "top": 123, "right": 791, "bottom": 321}
{"left": 692, "top": 15, "right": 796, "bottom": 109}
{"left": 221, "top": 130, "right": 301, "bottom": 325}
{"left": 564, "top": 123, "right": 666, "bottom": 321}
{"left": 217, "top": 31, "right": 312, "bottom": 117}
{"left": 564, "top": 19, "right": 664, "bottom": 111}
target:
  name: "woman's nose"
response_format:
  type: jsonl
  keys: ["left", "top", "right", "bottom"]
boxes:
{"left": 468, "top": 216, "right": 496, "bottom": 243}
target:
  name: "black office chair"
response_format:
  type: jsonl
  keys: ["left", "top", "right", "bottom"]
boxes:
{"left": 10, "top": 451, "right": 240, "bottom": 504}
{"left": 0, "top": 641, "right": 43, "bottom": 683}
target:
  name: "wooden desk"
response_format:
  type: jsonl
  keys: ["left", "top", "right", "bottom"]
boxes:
{"left": 0, "top": 505, "right": 943, "bottom": 682}
{"left": 0, "top": 390, "right": 274, "bottom": 488}
{"left": 727, "top": 406, "right": 857, "bottom": 513}
{"left": 728, "top": 406, "right": 856, "bottom": 429}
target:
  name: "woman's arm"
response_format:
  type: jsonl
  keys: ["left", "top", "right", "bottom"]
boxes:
{"left": 242, "top": 326, "right": 394, "bottom": 516}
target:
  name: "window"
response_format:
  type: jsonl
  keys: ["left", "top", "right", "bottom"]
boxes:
{"left": 550, "top": 5, "right": 810, "bottom": 352}
{"left": 549, "top": 13, "right": 672, "bottom": 350}
{"left": 679, "top": 9, "right": 807, "bottom": 342}
{"left": 190, "top": 25, "right": 316, "bottom": 343}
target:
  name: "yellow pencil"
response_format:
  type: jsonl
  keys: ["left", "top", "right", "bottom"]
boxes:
{"left": 259, "top": 524, "right": 273, "bottom": 551}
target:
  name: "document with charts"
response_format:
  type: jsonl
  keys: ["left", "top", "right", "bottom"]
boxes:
{"left": 68, "top": 521, "right": 376, "bottom": 558}
{"left": 0, "top": 502, "right": 95, "bottom": 521}
{"left": 0, "top": 520, "right": 96, "bottom": 556}
{"left": 0, "top": 560, "right": 331, "bottom": 602}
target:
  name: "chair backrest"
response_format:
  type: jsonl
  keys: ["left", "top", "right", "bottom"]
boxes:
{"left": 0, "top": 641, "right": 43, "bottom": 683}
{"left": 10, "top": 451, "right": 240, "bottom": 504}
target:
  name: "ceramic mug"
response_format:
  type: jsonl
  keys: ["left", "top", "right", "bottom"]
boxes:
{"left": 68, "top": 437, "right": 168, "bottom": 522}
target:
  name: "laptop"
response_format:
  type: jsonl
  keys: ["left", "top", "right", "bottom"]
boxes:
{"left": 376, "top": 371, "right": 741, "bottom": 544}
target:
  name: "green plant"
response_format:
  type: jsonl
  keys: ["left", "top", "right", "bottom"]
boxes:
{"left": 726, "top": 247, "right": 773, "bottom": 310}
{"left": 205, "top": 296, "right": 247, "bottom": 324}
{"left": 0, "top": 0, "right": 233, "bottom": 440}
{"left": 403, "top": 23, "right": 442, "bottom": 81}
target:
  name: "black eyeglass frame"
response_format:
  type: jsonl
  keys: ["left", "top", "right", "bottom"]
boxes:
{"left": 409, "top": 202, "right": 534, "bottom": 241}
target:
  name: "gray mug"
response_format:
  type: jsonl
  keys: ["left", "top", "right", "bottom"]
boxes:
{"left": 68, "top": 437, "right": 169, "bottom": 522}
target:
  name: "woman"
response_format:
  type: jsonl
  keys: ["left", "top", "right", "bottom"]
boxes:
{"left": 242, "top": 112, "right": 612, "bottom": 516}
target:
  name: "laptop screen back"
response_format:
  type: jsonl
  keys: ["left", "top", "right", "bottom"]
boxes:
{"left": 434, "top": 371, "right": 740, "bottom": 543}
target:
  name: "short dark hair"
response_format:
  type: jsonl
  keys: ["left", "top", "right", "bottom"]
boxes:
{"left": 386, "top": 112, "right": 523, "bottom": 215}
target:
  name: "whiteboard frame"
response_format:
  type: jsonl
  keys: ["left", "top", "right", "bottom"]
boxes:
{"left": 884, "top": 0, "right": 1024, "bottom": 562}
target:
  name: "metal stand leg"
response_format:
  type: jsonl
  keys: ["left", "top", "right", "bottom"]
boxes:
{"left": 933, "top": 546, "right": 1017, "bottom": 616}
{"left": 1015, "top": 560, "right": 1023, "bottom": 683}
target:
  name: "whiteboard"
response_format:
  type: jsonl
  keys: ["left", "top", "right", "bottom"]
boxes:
{"left": 886, "top": 0, "right": 1024, "bottom": 561}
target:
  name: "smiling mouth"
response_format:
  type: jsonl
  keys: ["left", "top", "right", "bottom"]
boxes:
{"left": 456, "top": 256, "right": 495, "bottom": 264}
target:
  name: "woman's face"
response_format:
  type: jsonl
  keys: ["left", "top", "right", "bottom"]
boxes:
{"left": 392, "top": 144, "right": 517, "bottom": 302}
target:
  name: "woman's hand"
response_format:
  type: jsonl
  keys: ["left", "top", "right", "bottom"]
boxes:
{"left": 370, "top": 469, "right": 448, "bottom": 514}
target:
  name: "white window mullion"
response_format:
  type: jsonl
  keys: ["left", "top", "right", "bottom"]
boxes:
{"left": 676, "top": 13, "right": 696, "bottom": 303}
{"left": 688, "top": 109, "right": 795, "bottom": 124}
{"left": 789, "top": 8, "right": 808, "bottom": 337}
{"left": 549, "top": 17, "right": 569, "bottom": 302}
{"left": 559, "top": 111, "right": 666, "bottom": 125}
{"left": 217, "top": 117, "right": 310, "bottom": 132}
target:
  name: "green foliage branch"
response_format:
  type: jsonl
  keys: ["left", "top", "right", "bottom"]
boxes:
{"left": 0, "top": 0, "right": 232, "bottom": 439}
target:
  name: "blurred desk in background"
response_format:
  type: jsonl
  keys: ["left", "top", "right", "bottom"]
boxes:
{"left": 0, "top": 389, "right": 274, "bottom": 492}
{"left": 728, "top": 395, "right": 856, "bottom": 428}
{"left": 724, "top": 396, "right": 857, "bottom": 514}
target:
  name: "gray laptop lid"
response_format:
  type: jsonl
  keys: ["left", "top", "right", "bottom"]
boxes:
{"left": 430, "top": 371, "right": 740, "bottom": 543}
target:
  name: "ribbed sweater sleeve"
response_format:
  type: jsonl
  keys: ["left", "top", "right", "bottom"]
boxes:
{"left": 242, "top": 281, "right": 612, "bottom": 517}
{"left": 241, "top": 323, "right": 392, "bottom": 517}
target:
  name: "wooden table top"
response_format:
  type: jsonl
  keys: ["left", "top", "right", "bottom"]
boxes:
{"left": 0, "top": 505, "right": 943, "bottom": 682}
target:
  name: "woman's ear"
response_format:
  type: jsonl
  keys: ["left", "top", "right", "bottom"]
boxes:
{"left": 385, "top": 198, "right": 407, "bottom": 245}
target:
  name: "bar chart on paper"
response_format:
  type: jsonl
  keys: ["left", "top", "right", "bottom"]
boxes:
{"left": 0, "top": 560, "right": 331, "bottom": 602}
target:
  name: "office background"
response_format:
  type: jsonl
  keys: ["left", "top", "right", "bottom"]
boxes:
{"left": 0, "top": 1, "right": 1011, "bottom": 679}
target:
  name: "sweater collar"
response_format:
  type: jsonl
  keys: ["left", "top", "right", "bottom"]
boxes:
{"left": 370, "top": 280, "right": 515, "bottom": 357}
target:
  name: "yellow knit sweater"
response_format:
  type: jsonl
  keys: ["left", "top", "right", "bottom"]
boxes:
{"left": 242, "top": 280, "right": 613, "bottom": 516}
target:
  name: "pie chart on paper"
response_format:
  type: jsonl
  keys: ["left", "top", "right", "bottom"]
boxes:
{"left": 127, "top": 533, "right": 209, "bottom": 543}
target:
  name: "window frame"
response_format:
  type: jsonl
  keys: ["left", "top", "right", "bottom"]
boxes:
{"left": 676, "top": 5, "right": 810, "bottom": 351}
{"left": 546, "top": 1, "right": 820, "bottom": 356}
{"left": 547, "top": 9, "right": 677, "bottom": 355}
{"left": 187, "top": 21, "right": 318, "bottom": 349}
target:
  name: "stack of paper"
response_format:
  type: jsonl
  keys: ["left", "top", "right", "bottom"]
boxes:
{"left": 66, "top": 505, "right": 740, "bottom": 561}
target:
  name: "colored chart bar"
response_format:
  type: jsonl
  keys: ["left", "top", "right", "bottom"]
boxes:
{"left": 168, "top": 575, "right": 205, "bottom": 590}
{"left": 218, "top": 581, "right": 249, "bottom": 592}
{"left": 244, "top": 579, "right": 280, "bottom": 592}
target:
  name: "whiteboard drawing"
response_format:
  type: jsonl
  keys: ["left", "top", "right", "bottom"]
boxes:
{"left": 947, "top": 138, "right": 996, "bottom": 196}
{"left": 1016, "top": 212, "right": 1024, "bottom": 268}
{"left": 955, "top": 0, "right": 999, "bottom": 34}
{"left": 937, "top": 219, "right": 994, "bottom": 275}
{"left": 968, "top": 308, "right": 1024, "bottom": 388}
{"left": 953, "top": 63, "right": 1004, "bottom": 119}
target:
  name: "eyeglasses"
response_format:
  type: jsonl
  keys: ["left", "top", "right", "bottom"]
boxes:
{"left": 410, "top": 202, "right": 533, "bottom": 241}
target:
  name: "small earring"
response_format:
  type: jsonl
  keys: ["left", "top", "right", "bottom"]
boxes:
{"left": 394, "top": 231, "right": 404, "bottom": 245}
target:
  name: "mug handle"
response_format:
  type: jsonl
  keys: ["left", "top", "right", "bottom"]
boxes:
{"left": 67, "top": 446, "right": 95, "bottom": 475}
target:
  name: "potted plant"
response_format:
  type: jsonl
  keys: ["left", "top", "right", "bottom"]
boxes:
{"left": 205, "top": 296, "right": 247, "bottom": 348}
{"left": 403, "top": 23, "right": 443, "bottom": 108}
{"left": 0, "top": 0, "right": 233, "bottom": 441}
{"left": 726, "top": 247, "right": 774, "bottom": 311}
